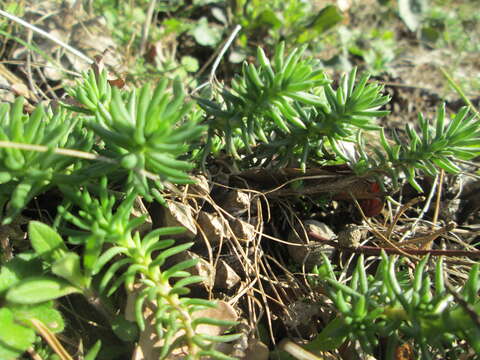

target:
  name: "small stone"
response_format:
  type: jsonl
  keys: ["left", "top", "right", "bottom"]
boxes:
{"left": 338, "top": 224, "right": 365, "bottom": 248}
{"left": 283, "top": 299, "right": 322, "bottom": 337}
{"left": 197, "top": 211, "right": 228, "bottom": 247}
{"left": 161, "top": 201, "right": 197, "bottom": 240}
{"left": 188, "top": 175, "right": 210, "bottom": 197}
{"left": 230, "top": 218, "right": 256, "bottom": 243}
{"left": 288, "top": 220, "right": 335, "bottom": 270}
{"left": 221, "top": 191, "right": 251, "bottom": 216}
{"left": 306, "top": 220, "right": 336, "bottom": 240}
{"left": 214, "top": 260, "right": 241, "bottom": 290}
{"left": 0, "top": 73, "right": 17, "bottom": 103}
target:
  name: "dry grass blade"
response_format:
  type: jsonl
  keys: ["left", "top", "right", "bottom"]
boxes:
{"left": 279, "top": 339, "right": 325, "bottom": 360}
{"left": 0, "top": 9, "right": 93, "bottom": 65}
{"left": 351, "top": 194, "right": 419, "bottom": 259}
{"left": 29, "top": 319, "right": 73, "bottom": 360}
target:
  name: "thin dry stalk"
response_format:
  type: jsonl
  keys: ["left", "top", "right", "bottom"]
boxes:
{"left": 25, "top": 29, "right": 39, "bottom": 102}
{"left": 29, "top": 319, "right": 73, "bottom": 360}
{"left": 399, "top": 173, "right": 439, "bottom": 242}
{"left": 351, "top": 195, "right": 419, "bottom": 259}
{"left": 431, "top": 169, "right": 445, "bottom": 228}
{"left": 386, "top": 196, "right": 425, "bottom": 239}
{"left": 139, "top": 0, "right": 157, "bottom": 55}
{"left": 0, "top": 9, "right": 93, "bottom": 65}
{"left": 192, "top": 25, "right": 242, "bottom": 94}
{"left": 0, "top": 140, "right": 162, "bottom": 182}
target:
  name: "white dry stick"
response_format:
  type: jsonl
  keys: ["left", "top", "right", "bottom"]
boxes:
{"left": 0, "top": 9, "right": 93, "bottom": 65}
{"left": 209, "top": 25, "right": 242, "bottom": 83}
{"left": 193, "top": 24, "right": 242, "bottom": 94}
{"left": 0, "top": 141, "right": 161, "bottom": 182}
{"left": 279, "top": 340, "right": 323, "bottom": 360}
{"left": 139, "top": 0, "right": 158, "bottom": 55}
{"left": 399, "top": 173, "right": 439, "bottom": 243}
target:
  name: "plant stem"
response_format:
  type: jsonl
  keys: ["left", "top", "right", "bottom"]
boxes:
{"left": 308, "top": 231, "right": 480, "bottom": 260}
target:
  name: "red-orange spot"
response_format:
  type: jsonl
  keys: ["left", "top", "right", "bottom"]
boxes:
{"left": 359, "top": 198, "right": 384, "bottom": 217}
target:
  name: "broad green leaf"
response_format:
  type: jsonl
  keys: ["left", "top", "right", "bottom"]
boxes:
{"left": 421, "top": 26, "right": 441, "bottom": 43}
{"left": 29, "top": 221, "right": 67, "bottom": 262}
{"left": 190, "top": 17, "right": 222, "bottom": 47}
{"left": 228, "top": 50, "right": 247, "bottom": 63}
{"left": 181, "top": 56, "right": 200, "bottom": 73}
{"left": 0, "top": 308, "right": 35, "bottom": 359}
{"left": 6, "top": 276, "right": 81, "bottom": 304}
{"left": 112, "top": 316, "right": 139, "bottom": 342}
{"left": 10, "top": 301, "right": 65, "bottom": 333}
{"left": 52, "top": 252, "right": 89, "bottom": 289}
{"left": 211, "top": 7, "right": 227, "bottom": 25}
{"left": 256, "top": 9, "right": 283, "bottom": 29}
{"left": 0, "top": 171, "right": 12, "bottom": 184}
{"left": 0, "top": 253, "right": 42, "bottom": 295}
{"left": 312, "top": 5, "right": 343, "bottom": 33}
{"left": 297, "top": 5, "right": 343, "bottom": 43}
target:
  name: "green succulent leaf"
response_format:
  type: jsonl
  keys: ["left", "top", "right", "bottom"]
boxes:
{"left": 0, "top": 97, "right": 88, "bottom": 224}
{"left": 73, "top": 72, "right": 204, "bottom": 200}
{"left": 306, "top": 317, "right": 349, "bottom": 351}
{"left": 309, "top": 251, "right": 480, "bottom": 356}
{"left": 199, "top": 43, "right": 388, "bottom": 170}
{"left": 84, "top": 340, "right": 102, "bottom": 360}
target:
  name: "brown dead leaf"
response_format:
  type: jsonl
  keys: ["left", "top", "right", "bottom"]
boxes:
{"left": 287, "top": 220, "right": 335, "bottom": 270}
{"left": 13, "top": 0, "right": 124, "bottom": 81}
{"left": 188, "top": 175, "right": 210, "bottom": 197}
{"left": 0, "top": 64, "right": 36, "bottom": 102}
{"left": 108, "top": 77, "right": 126, "bottom": 89}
